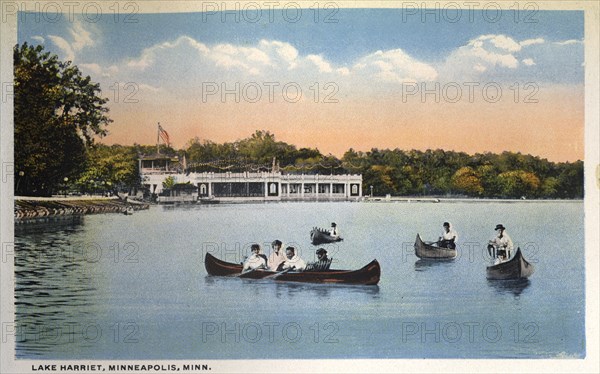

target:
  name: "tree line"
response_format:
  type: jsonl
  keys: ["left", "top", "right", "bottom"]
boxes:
{"left": 14, "top": 43, "right": 583, "bottom": 199}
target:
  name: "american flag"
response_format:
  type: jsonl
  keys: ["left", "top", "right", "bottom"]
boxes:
{"left": 158, "top": 124, "right": 170, "bottom": 146}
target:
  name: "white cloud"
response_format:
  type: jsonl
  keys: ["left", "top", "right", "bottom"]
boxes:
{"left": 520, "top": 38, "right": 545, "bottom": 47}
{"left": 522, "top": 58, "right": 536, "bottom": 66}
{"left": 554, "top": 39, "right": 583, "bottom": 46}
{"left": 474, "top": 63, "right": 487, "bottom": 72}
{"left": 101, "top": 34, "right": 581, "bottom": 103}
{"left": 47, "top": 35, "right": 75, "bottom": 61}
{"left": 483, "top": 34, "right": 522, "bottom": 52}
{"left": 80, "top": 63, "right": 102, "bottom": 74}
{"left": 439, "top": 34, "right": 528, "bottom": 80}
{"left": 69, "top": 20, "right": 94, "bottom": 51}
{"left": 259, "top": 40, "right": 299, "bottom": 69}
{"left": 307, "top": 55, "right": 333, "bottom": 73}
{"left": 31, "top": 35, "right": 45, "bottom": 43}
{"left": 467, "top": 35, "right": 521, "bottom": 67}
{"left": 139, "top": 83, "right": 161, "bottom": 92}
{"left": 47, "top": 20, "right": 97, "bottom": 62}
{"left": 354, "top": 48, "right": 438, "bottom": 83}
{"left": 337, "top": 67, "right": 350, "bottom": 75}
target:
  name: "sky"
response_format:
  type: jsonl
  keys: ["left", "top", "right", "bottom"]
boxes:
{"left": 17, "top": 6, "right": 585, "bottom": 161}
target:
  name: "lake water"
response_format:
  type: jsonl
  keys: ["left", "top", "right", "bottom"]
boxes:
{"left": 14, "top": 201, "right": 585, "bottom": 359}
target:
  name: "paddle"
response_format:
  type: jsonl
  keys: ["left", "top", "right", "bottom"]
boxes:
{"left": 238, "top": 269, "right": 257, "bottom": 277}
{"left": 238, "top": 265, "right": 267, "bottom": 278}
{"left": 263, "top": 267, "right": 293, "bottom": 279}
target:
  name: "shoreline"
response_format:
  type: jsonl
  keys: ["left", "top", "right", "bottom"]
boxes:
{"left": 15, "top": 197, "right": 149, "bottom": 222}
{"left": 13, "top": 195, "right": 581, "bottom": 222}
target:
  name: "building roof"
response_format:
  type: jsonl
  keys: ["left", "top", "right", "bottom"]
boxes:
{"left": 139, "top": 154, "right": 179, "bottom": 161}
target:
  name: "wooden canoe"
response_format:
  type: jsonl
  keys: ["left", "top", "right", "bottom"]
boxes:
{"left": 486, "top": 247, "right": 534, "bottom": 280}
{"left": 310, "top": 227, "right": 343, "bottom": 245}
{"left": 204, "top": 253, "right": 380, "bottom": 285}
{"left": 414, "top": 233, "right": 457, "bottom": 259}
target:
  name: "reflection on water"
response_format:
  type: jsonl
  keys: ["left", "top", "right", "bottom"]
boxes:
{"left": 414, "top": 258, "right": 455, "bottom": 271}
{"left": 487, "top": 278, "right": 531, "bottom": 297}
{"left": 15, "top": 215, "right": 85, "bottom": 235}
{"left": 275, "top": 281, "right": 380, "bottom": 299}
{"left": 203, "top": 275, "right": 380, "bottom": 300}
{"left": 14, "top": 219, "right": 99, "bottom": 358}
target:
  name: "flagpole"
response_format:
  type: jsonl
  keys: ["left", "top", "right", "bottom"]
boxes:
{"left": 157, "top": 122, "right": 160, "bottom": 155}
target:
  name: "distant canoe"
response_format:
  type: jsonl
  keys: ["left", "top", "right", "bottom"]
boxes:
{"left": 414, "top": 233, "right": 457, "bottom": 259}
{"left": 486, "top": 247, "right": 534, "bottom": 280}
{"left": 310, "top": 227, "right": 343, "bottom": 245}
{"left": 204, "top": 253, "right": 380, "bottom": 285}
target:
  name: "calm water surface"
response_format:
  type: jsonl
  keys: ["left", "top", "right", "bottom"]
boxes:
{"left": 14, "top": 201, "right": 585, "bottom": 359}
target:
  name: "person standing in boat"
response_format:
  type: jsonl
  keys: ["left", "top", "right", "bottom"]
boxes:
{"left": 305, "top": 248, "right": 332, "bottom": 271}
{"left": 329, "top": 222, "right": 340, "bottom": 239}
{"left": 242, "top": 244, "right": 267, "bottom": 273}
{"left": 488, "top": 224, "right": 514, "bottom": 263}
{"left": 277, "top": 246, "right": 307, "bottom": 271}
{"left": 437, "top": 222, "right": 458, "bottom": 249}
{"left": 268, "top": 240, "right": 286, "bottom": 271}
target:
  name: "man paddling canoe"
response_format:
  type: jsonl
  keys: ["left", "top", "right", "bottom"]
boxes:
{"left": 488, "top": 224, "right": 514, "bottom": 264}
{"left": 437, "top": 221, "right": 458, "bottom": 249}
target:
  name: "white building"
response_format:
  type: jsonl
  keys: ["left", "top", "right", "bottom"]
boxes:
{"left": 139, "top": 155, "right": 363, "bottom": 201}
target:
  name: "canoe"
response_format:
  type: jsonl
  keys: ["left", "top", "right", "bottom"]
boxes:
{"left": 310, "top": 227, "right": 343, "bottom": 245}
{"left": 414, "top": 233, "right": 457, "bottom": 259}
{"left": 486, "top": 247, "right": 534, "bottom": 280}
{"left": 204, "top": 253, "right": 380, "bottom": 285}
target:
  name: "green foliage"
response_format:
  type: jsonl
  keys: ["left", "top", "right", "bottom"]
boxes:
{"left": 452, "top": 167, "right": 484, "bottom": 195}
{"left": 76, "top": 144, "right": 140, "bottom": 193}
{"left": 14, "top": 43, "right": 112, "bottom": 196}
{"left": 497, "top": 170, "right": 541, "bottom": 198}
{"left": 341, "top": 148, "right": 582, "bottom": 199}
{"left": 162, "top": 176, "right": 176, "bottom": 189}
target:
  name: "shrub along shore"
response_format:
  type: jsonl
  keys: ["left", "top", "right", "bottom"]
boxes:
{"left": 14, "top": 197, "right": 148, "bottom": 221}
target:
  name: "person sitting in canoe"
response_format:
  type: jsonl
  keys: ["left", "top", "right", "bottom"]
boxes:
{"left": 329, "top": 222, "right": 340, "bottom": 239}
{"left": 242, "top": 244, "right": 268, "bottom": 273}
{"left": 268, "top": 239, "right": 286, "bottom": 271}
{"left": 305, "top": 248, "right": 332, "bottom": 271}
{"left": 487, "top": 224, "right": 514, "bottom": 263}
{"left": 277, "top": 246, "right": 307, "bottom": 272}
{"left": 437, "top": 222, "right": 458, "bottom": 249}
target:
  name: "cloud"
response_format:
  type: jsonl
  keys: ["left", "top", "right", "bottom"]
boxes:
{"left": 80, "top": 63, "right": 102, "bottom": 74}
{"left": 520, "top": 38, "right": 545, "bottom": 47}
{"left": 91, "top": 33, "right": 582, "bottom": 106}
{"left": 31, "top": 35, "right": 45, "bottom": 43}
{"left": 47, "top": 35, "right": 75, "bottom": 61}
{"left": 483, "top": 34, "right": 522, "bottom": 53}
{"left": 522, "top": 58, "right": 536, "bottom": 66}
{"left": 354, "top": 49, "right": 438, "bottom": 83}
{"left": 307, "top": 55, "right": 333, "bottom": 73}
{"left": 554, "top": 39, "right": 583, "bottom": 46}
{"left": 69, "top": 20, "right": 94, "bottom": 51}
{"left": 437, "top": 34, "right": 583, "bottom": 83}
{"left": 47, "top": 19, "right": 97, "bottom": 62}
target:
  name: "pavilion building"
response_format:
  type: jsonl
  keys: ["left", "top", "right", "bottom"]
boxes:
{"left": 139, "top": 154, "right": 363, "bottom": 202}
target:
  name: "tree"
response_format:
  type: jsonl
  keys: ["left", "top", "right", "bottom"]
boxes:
{"left": 162, "top": 176, "right": 176, "bottom": 190}
{"left": 451, "top": 167, "right": 484, "bottom": 196}
{"left": 76, "top": 144, "right": 140, "bottom": 194}
{"left": 496, "top": 170, "right": 541, "bottom": 198}
{"left": 14, "top": 43, "right": 112, "bottom": 196}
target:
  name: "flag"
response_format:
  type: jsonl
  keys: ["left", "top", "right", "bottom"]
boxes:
{"left": 158, "top": 124, "right": 170, "bottom": 146}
